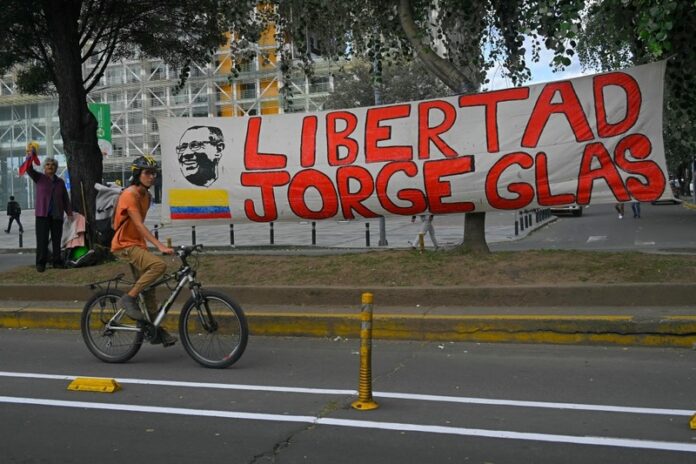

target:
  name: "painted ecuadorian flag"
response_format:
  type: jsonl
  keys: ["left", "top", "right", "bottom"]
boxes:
{"left": 169, "top": 189, "right": 232, "bottom": 220}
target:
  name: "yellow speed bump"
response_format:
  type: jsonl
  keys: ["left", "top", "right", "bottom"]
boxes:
{"left": 67, "top": 377, "right": 121, "bottom": 393}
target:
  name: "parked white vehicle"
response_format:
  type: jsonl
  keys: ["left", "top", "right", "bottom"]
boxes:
{"left": 549, "top": 205, "right": 584, "bottom": 217}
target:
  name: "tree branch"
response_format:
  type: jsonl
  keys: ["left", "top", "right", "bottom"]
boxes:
{"left": 397, "top": 0, "right": 471, "bottom": 93}
{"left": 84, "top": 24, "right": 122, "bottom": 93}
{"left": 34, "top": 35, "right": 57, "bottom": 83}
{"left": 81, "top": 20, "right": 115, "bottom": 63}
{"left": 78, "top": 0, "right": 101, "bottom": 45}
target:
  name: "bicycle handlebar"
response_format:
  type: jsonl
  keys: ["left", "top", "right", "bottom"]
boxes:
{"left": 176, "top": 244, "right": 203, "bottom": 260}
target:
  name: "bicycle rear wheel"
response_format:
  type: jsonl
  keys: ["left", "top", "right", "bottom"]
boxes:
{"left": 179, "top": 290, "right": 248, "bottom": 368}
{"left": 81, "top": 289, "right": 143, "bottom": 363}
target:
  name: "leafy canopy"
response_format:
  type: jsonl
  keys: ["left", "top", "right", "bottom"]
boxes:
{"left": 577, "top": 0, "right": 696, "bottom": 169}
{"left": 0, "top": 0, "right": 260, "bottom": 95}
{"left": 324, "top": 59, "right": 452, "bottom": 110}
{"left": 264, "top": 0, "right": 584, "bottom": 94}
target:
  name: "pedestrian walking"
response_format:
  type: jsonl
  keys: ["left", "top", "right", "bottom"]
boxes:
{"left": 21, "top": 143, "right": 72, "bottom": 272}
{"left": 631, "top": 201, "right": 641, "bottom": 218}
{"left": 614, "top": 202, "right": 625, "bottom": 219}
{"left": 410, "top": 214, "right": 439, "bottom": 249}
{"left": 5, "top": 195, "right": 23, "bottom": 233}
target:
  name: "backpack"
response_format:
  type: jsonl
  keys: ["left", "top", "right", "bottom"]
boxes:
{"left": 7, "top": 201, "right": 20, "bottom": 217}
{"left": 95, "top": 182, "right": 124, "bottom": 247}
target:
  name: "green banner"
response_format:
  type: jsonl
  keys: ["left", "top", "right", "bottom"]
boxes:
{"left": 88, "top": 103, "right": 112, "bottom": 157}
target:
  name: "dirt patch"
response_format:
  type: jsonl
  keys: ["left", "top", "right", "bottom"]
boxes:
{"left": 1, "top": 249, "right": 695, "bottom": 286}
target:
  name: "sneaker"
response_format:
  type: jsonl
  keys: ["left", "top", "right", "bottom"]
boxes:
{"left": 151, "top": 328, "right": 177, "bottom": 347}
{"left": 118, "top": 294, "right": 144, "bottom": 321}
{"left": 36, "top": 263, "right": 46, "bottom": 273}
{"left": 618, "top": 214, "right": 623, "bottom": 219}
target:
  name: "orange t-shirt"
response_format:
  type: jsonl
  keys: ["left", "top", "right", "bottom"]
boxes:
{"left": 111, "top": 187, "right": 150, "bottom": 251}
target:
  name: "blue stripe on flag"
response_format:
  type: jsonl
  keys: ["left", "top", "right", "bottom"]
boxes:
{"left": 171, "top": 206, "right": 230, "bottom": 214}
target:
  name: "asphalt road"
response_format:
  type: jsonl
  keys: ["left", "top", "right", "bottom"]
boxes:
{"left": 493, "top": 202, "right": 696, "bottom": 252}
{"left": 2, "top": 330, "right": 696, "bottom": 463}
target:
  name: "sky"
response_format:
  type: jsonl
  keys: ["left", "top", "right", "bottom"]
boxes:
{"left": 485, "top": 38, "right": 594, "bottom": 90}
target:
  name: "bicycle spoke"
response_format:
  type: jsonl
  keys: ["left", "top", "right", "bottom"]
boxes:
{"left": 82, "top": 292, "right": 143, "bottom": 363}
{"left": 180, "top": 292, "right": 247, "bottom": 368}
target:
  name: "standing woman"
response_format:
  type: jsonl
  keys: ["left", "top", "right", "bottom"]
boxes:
{"left": 22, "top": 143, "right": 72, "bottom": 272}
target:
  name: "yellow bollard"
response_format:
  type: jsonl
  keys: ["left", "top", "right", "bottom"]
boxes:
{"left": 690, "top": 413, "right": 696, "bottom": 429}
{"left": 417, "top": 233, "right": 425, "bottom": 253}
{"left": 166, "top": 237, "right": 172, "bottom": 248}
{"left": 351, "top": 292, "right": 379, "bottom": 411}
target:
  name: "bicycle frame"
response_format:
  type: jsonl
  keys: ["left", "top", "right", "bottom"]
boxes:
{"left": 101, "top": 253, "right": 204, "bottom": 335}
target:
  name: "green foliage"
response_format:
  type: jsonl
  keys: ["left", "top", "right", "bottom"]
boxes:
{"left": 267, "top": 0, "right": 584, "bottom": 94}
{"left": 0, "top": 0, "right": 259, "bottom": 94}
{"left": 15, "top": 64, "right": 53, "bottom": 95}
{"left": 576, "top": 0, "right": 696, "bottom": 169}
{"left": 324, "top": 60, "right": 452, "bottom": 110}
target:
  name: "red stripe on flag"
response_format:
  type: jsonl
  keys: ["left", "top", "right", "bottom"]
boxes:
{"left": 171, "top": 212, "right": 231, "bottom": 220}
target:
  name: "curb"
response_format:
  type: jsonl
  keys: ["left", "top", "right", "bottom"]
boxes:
{"left": 2, "top": 308, "right": 696, "bottom": 348}
{"left": 3, "top": 283, "right": 696, "bottom": 307}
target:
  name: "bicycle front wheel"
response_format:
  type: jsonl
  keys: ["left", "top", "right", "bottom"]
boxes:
{"left": 179, "top": 290, "right": 248, "bottom": 368}
{"left": 81, "top": 289, "right": 143, "bottom": 363}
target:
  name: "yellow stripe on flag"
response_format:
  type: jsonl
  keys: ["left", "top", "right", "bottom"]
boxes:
{"left": 169, "top": 189, "right": 229, "bottom": 207}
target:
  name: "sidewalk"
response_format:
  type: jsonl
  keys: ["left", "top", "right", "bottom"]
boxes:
{"left": 0, "top": 206, "right": 552, "bottom": 252}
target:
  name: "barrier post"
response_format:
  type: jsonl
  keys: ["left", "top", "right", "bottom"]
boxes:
{"left": 18, "top": 230, "right": 23, "bottom": 248}
{"left": 311, "top": 221, "right": 316, "bottom": 245}
{"left": 519, "top": 211, "right": 525, "bottom": 231}
{"left": 154, "top": 224, "right": 159, "bottom": 240}
{"left": 351, "top": 292, "right": 379, "bottom": 411}
{"left": 229, "top": 224, "right": 234, "bottom": 246}
{"left": 270, "top": 222, "right": 275, "bottom": 245}
{"left": 365, "top": 222, "right": 370, "bottom": 247}
{"left": 191, "top": 225, "right": 196, "bottom": 245}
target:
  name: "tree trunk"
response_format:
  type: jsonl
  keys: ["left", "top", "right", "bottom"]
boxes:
{"left": 397, "top": 0, "right": 490, "bottom": 253}
{"left": 44, "top": 1, "right": 103, "bottom": 247}
{"left": 463, "top": 212, "right": 488, "bottom": 252}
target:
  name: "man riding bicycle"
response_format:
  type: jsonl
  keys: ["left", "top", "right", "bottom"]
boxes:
{"left": 112, "top": 155, "right": 176, "bottom": 346}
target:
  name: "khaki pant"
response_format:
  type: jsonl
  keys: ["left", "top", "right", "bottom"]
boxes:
{"left": 116, "top": 246, "right": 166, "bottom": 315}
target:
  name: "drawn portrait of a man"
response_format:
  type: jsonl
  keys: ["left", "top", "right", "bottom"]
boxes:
{"left": 176, "top": 125, "right": 225, "bottom": 187}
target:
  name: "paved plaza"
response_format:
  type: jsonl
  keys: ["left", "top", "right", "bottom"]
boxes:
{"left": 0, "top": 204, "right": 548, "bottom": 252}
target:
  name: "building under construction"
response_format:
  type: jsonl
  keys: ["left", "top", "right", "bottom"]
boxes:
{"left": 0, "top": 29, "right": 333, "bottom": 208}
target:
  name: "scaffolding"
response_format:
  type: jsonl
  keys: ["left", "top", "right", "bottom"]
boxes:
{"left": 0, "top": 27, "right": 334, "bottom": 209}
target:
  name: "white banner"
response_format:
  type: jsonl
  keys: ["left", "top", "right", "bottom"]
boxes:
{"left": 159, "top": 61, "right": 670, "bottom": 224}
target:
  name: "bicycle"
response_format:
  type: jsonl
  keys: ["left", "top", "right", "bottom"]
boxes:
{"left": 81, "top": 244, "right": 248, "bottom": 369}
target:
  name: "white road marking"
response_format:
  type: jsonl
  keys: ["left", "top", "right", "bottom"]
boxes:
{"left": 635, "top": 241, "right": 656, "bottom": 246}
{"left": 587, "top": 235, "right": 607, "bottom": 243}
{"left": 0, "top": 370, "right": 692, "bottom": 417}
{"left": 1, "top": 395, "right": 695, "bottom": 453}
